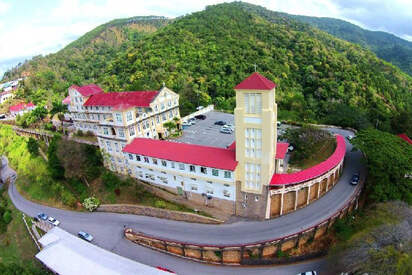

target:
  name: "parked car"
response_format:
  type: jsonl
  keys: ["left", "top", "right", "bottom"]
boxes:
{"left": 0, "top": 114, "right": 6, "bottom": 119}
{"left": 225, "top": 124, "right": 235, "bottom": 130}
{"left": 78, "top": 231, "right": 94, "bottom": 242}
{"left": 195, "top": 114, "right": 206, "bottom": 120}
{"left": 182, "top": 121, "right": 191, "bottom": 127}
{"left": 156, "top": 266, "right": 176, "bottom": 273}
{"left": 37, "top": 213, "right": 48, "bottom": 221}
{"left": 350, "top": 173, "right": 360, "bottom": 185}
{"left": 188, "top": 118, "right": 196, "bottom": 125}
{"left": 47, "top": 216, "right": 60, "bottom": 226}
{"left": 297, "top": 271, "right": 317, "bottom": 275}
{"left": 346, "top": 135, "right": 354, "bottom": 141}
{"left": 277, "top": 121, "right": 282, "bottom": 126}
{"left": 288, "top": 145, "right": 294, "bottom": 152}
{"left": 220, "top": 127, "right": 233, "bottom": 134}
{"left": 214, "top": 120, "right": 226, "bottom": 126}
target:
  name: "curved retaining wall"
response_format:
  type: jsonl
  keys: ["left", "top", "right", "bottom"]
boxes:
{"left": 124, "top": 182, "right": 362, "bottom": 265}
{"left": 268, "top": 135, "right": 346, "bottom": 218}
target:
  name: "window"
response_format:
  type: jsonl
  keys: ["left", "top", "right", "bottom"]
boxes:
{"left": 162, "top": 114, "right": 166, "bottom": 121}
{"left": 152, "top": 158, "right": 158, "bottom": 165}
{"left": 116, "top": 113, "right": 122, "bottom": 123}
{"left": 106, "top": 141, "right": 112, "bottom": 151}
{"left": 207, "top": 181, "right": 213, "bottom": 184}
{"left": 191, "top": 185, "right": 198, "bottom": 191}
{"left": 156, "top": 116, "right": 160, "bottom": 123}
{"left": 223, "top": 190, "right": 230, "bottom": 197}
{"left": 103, "top": 127, "right": 109, "bottom": 135}
{"left": 212, "top": 169, "right": 219, "bottom": 176}
{"left": 137, "top": 124, "right": 141, "bottom": 132}
{"left": 114, "top": 143, "right": 119, "bottom": 152}
{"left": 161, "top": 103, "right": 165, "bottom": 110}
{"left": 136, "top": 155, "right": 141, "bottom": 161}
{"left": 155, "top": 105, "right": 158, "bottom": 112}
{"left": 118, "top": 129, "right": 125, "bottom": 138}
{"left": 224, "top": 171, "right": 231, "bottom": 179}
{"left": 189, "top": 165, "right": 196, "bottom": 172}
{"left": 255, "top": 196, "right": 260, "bottom": 202}
{"left": 117, "top": 157, "right": 122, "bottom": 163}
{"left": 200, "top": 167, "right": 207, "bottom": 174}
{"left": 129, "top": 126, "right": 135, "bottom": 136}
{"left": 244, "top": 93, "right": 262, "bottom": 114}
{"left": 144, "top": 157, "right": 149, "bottom": 163}
{"left": 224, "top": 183, "right": 230, "bottom": 187}
{"left": 245, "top": 163, "right": 261, "bottom": 190}
{"left": 161, "top": 160, "right": 167, "bottom": 167}
{"left": 126, "top": 111, "right": 132, "bottom": 121}
{"left": 179, "top": 163, "right": 185, "bottom": 170}
{"left": 245, "top": 128, "right": 262, "bottom": 158}
{"left": 128, "top": 154, "right": 133, "bottom": 160}
{"left": 171, "top": 162, "right": 175, "bottom": 168}
{"left": 206, "top": 189, "right": 213, "bottom": 194}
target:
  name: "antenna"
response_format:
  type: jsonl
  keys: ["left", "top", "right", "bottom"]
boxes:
{"left": 253, "top": 64, "right": 257, "bottom": 72}
{"left": 162, "top": 81, "right": 166, "bottom": 87}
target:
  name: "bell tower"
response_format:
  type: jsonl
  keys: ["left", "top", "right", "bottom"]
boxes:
{"left": 234, "top": 72, "right": 278, "bottom": 219}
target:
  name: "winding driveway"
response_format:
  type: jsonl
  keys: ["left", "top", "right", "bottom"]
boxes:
{"left": 8, "top": 128, "right": 363, "bottom": 274}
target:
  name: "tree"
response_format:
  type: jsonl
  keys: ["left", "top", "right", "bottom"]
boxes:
{"left": 82, "top": 196, "right": 100, "bottom": 212}
{"left": 351, "top": 129, "right": 412, "bottom": 204}
{"left": 26, "top": 137, "right": 39, "bottom": 156}
{"left": 47, "top": 134, "right": 65, "bottom": 180}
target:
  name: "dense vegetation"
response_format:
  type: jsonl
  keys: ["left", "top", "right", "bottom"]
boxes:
{"left": 330, "top": 201, "right": 411, "bottom": 274}
{"left": 351, "top": 129, "right": 412, "bottom": 204}
{"left": 2, "top": 2, "right": 411, "bottom": 133}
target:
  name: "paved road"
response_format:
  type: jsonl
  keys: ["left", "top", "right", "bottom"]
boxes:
{"left": 8, "top": 127, "right": 362, "bottom": 275}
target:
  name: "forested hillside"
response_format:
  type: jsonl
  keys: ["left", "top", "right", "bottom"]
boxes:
{"left": 3, "top": 3, "right": 412, "bottom": 133}
{"left": 238, "top": 2, "right": 412, "bottom": 76}
{"left": 2, "top": 16, "right": 170, "bottom": 104}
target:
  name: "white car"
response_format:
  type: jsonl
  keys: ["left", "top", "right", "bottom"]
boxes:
{"left": 288, "top": 145, "right": 294, "bottom": 152}
{"left": 47, "top": 216, "right": 60, "bottom": 226}
{"left": 224, "top": 124, "right": 235, "bottom": 130}
{"left": 346, "top": 135, "right": 354, "bottom": 141}
{"left": 297, "top": 271, "right": 317, "bottom": 275}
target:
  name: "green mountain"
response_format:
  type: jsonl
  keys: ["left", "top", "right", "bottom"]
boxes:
{"left": 3, "top": 3, "right": 412, "bottom": 133}
{"left": 238, "top": 2, "right": 412, "bottom": 76}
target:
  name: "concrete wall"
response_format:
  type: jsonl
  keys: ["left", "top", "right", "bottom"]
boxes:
{"left": 97, "top": 204, "right": 222, "bottom": 224}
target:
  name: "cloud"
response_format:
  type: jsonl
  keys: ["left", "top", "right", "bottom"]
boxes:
{"left": 0, "top": 1, "right": 10, "bottom": 14}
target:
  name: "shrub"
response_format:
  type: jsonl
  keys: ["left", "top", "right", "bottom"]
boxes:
{"left": 154, "top": 200, "right": 166, "bottom": 209}
{"left": 82, "top": 196, "right": 100, "bottom": 212}
{"left": 27, "top": 138, "right": 39, "bottom": 156}
{"left": 114, "top": 189, "right": 120, "bottom": 196}
{"left": 85, "top": 130, "right": 94, "bottom": 136}
{"left": 61, "top": 190, "right": 77, "bottom": 207}
{"left": 101, "top": 171, "right": 121, "bottom": 190}
{"left": 2, "top": 210, "right": 12, "bottom": 224}
{"left": 76, "top": 130, "right": 84, "bottom": 136}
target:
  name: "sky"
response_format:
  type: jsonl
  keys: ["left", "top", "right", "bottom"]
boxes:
{"left": 1, "top": 0, "right": 412, "bottom": 78}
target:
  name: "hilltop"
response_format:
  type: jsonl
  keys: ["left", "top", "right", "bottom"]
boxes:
{"left": 238, "top": 2, "right": 412, "bottom": 76}
{"left": 2, "top": 2, "right": 412, "bottom": 133}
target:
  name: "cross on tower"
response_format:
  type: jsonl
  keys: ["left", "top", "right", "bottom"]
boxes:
{"left": 162, "top": 81, "right": 165, "bottom": 87}
{"left": 253, "top": 64, "right": 257, "bottom": 72}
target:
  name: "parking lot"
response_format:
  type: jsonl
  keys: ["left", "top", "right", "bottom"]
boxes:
{"left": 177, "top": 111, "right": 235, "bottom": 148}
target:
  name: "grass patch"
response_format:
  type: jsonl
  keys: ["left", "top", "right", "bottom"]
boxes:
{"left": 291, "top": 137, "right": 336, "bottom": 169}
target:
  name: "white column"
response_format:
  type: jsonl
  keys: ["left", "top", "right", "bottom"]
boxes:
{"left": 265, "top": 189, "right": 271, "bottom": 219}
{"left": 294, "top": 190, "right": 298, "bottom": 210}
{"left": 307, "top": 184, "right": 311, "bottom": 205}
{"left": 280, "top": 191, "right": 284, "bottom": 215}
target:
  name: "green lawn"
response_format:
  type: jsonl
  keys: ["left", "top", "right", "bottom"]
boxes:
{"left": 0, "top": 194, "right": 46, "bottom": 273}
{"left": 289, "top": 137, "right": 336, "bottom": 170}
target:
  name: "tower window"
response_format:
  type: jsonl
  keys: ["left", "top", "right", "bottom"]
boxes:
{"left": 244, "top": 93, "right": 262, "bottom": 114}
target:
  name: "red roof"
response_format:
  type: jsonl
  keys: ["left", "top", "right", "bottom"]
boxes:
{"left": 123, "top": 138, "right": 238, "bottom": 171}
{"left": 234, "top": 72, "right": 277, "bottom": 90}
{"left": 10, "top": 103, "right": 26, "bottom": 112}
{"left": 227, "top": 141, "right": 236, "bottom": 151}
{"left": 26, "top": 102, "right": 35, "bottom": 108}
{"left": 84, "top": 91, "right": 159, "bottom": 108}
{"left": 62, "top": 95, "right": 71, "bottom": 105}
{"left": 398, "top": 133, "right": 412, "bottom": 145}
{"left": 270, "top": 135, "right": 346, "bottom": 185}
{"left": 275, "top": 142, "right": 289, "bottom": 159}
{"left": 70, "top": 84, "right": 104, "bottom": 97}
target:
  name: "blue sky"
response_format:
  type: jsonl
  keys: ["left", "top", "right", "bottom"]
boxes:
{"left": 1, "top": 0, "right": 412, "bottom": 78}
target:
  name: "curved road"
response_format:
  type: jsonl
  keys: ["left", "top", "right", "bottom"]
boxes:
{"left": 9, "top": 128, "right": 363, "bottom": 274}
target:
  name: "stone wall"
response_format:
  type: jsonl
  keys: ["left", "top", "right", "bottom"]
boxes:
{"left": 124, "top": 182, "right": 362, "bottom": 265}
{"left": 97, "top": 204, "right": 222, "bottom": 224}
